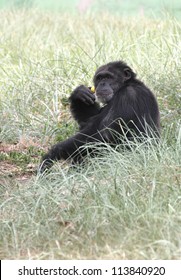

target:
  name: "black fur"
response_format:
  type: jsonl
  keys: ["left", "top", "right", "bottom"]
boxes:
{"left": 39, "top": 61, "right": 160, "bottom": 172}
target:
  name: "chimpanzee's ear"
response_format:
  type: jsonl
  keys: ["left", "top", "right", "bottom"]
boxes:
{"left": 123, "top": 68, "right": 132, "bottom": 81}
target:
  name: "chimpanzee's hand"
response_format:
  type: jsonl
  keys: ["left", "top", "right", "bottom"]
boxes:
{"left": 70, "top": 85, "right": 96, "bottom": 105}
{"left": 38, "top": 158, "right": 53, "bottom": 174}
{"left": 38, "top": 144, "right": 64, "bottom": 173}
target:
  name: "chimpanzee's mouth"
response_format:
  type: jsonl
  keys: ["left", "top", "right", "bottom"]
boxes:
{"left": 95, "top": 91, "right": 113, "bottom": 104}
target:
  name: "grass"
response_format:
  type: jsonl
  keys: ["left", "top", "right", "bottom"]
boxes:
{"left": 0, "top": 9, "right": 181, "bottom": 259}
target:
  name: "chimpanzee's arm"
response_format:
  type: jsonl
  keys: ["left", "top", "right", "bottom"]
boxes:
{"left": 69, "top": 85, "right": 101, "bottom": 129}
{"left": 39, "top": 126, "right": 103, "bottom": 173}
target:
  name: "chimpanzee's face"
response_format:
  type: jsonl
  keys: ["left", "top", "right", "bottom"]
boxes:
{"left": 93, "top": 62, "right": 133, "bottom": 104}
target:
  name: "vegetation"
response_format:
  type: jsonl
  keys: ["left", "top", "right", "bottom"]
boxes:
{"left": 0, "top": 9, "right": 181, "bottom": 259}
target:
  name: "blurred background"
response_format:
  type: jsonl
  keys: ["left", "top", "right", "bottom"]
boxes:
{"left": 0, "top": 0, "right": 180, "bottom": 18}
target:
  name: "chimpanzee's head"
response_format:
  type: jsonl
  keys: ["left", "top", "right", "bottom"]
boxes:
{"left": 93, "top": 61, "right": 136, "bottom": 104}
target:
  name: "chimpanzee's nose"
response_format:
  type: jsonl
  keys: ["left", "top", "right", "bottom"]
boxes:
{"left": 99, "top": 81, "right": 106, "bottom": 87}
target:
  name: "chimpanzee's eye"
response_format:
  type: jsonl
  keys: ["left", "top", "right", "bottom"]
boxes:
{"left": 96, "top": 75, "right": 102, "bottom": 82}
{"left": 96, "top": 72, "right": 113, "bottom": 83}
{"left": 104, "top": 74, "right": 111, "bottom": 79}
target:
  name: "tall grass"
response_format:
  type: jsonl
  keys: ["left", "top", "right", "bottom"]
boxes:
{"left": 1, "top": 132, "right": 181, "bottom": 259}
{"left": 0, "top": 9, "right": 181, "bottom": 259}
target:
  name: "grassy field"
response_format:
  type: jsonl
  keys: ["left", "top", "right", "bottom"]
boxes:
{"left": 0, "top": 9, "right": 181, "bottom": 259}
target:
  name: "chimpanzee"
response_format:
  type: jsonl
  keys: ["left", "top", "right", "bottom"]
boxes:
{"left": 39, "top": 60, "right": 160, "bottom": 172}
